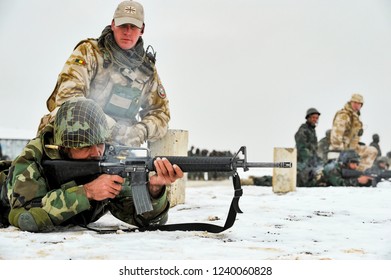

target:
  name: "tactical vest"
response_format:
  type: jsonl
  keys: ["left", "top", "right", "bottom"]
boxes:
{"left": 47, "top": 39, "right": 157, "bottom": 125}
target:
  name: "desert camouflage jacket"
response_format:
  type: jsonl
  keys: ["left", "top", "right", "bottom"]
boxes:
{"left": 7, "top": 125, "right": 169, "bottom": 231}
{"left": 41, "top": 36, "right": 170, "bottom": 142}
{"left": 330, "top": 102, "right": 363, "bottom": 151}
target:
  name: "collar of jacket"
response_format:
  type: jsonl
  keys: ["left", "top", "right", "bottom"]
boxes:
{"left": 344, "top": 102, "right": 361, "bottom": 116}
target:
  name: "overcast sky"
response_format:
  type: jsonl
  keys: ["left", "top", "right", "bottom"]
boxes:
{"left": 0, "top": 0, "right": 390, "bottom": 162}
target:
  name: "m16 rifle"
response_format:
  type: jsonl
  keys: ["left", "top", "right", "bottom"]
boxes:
{"left": 341, "top": 168, "right": 391, "bottom": 187}
{"left": 42, "top": 145, "right": 292, "bottom": 233}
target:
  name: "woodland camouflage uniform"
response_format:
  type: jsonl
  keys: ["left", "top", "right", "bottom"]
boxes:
{"left": 317, "top": 129, "right": 331, "bottom": 164}
{"left": 323, "top": 161, "right": 361, "bottom": 186}
{"left": 37, "top": 24, "right": 170, "bottom": 147}
{"left": 323, "top": 150, "right": 371, "bottom": 187}
{"left": 365, "top": 156, "right": 389, "bottom": 174}
{"left": 329, "top": 94, "right": 377, "bottom": 171}
{"left": 5, "top": 98, "right": 169, "bottom": 232}
{"left": 294, "top": 108, "right": 323, "bottom": 187}
{"left": 0, "top": 161, "right": 12, "bottom": 227}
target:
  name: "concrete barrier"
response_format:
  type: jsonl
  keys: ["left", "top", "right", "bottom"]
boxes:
{"left": 272, "top": 147, "right": 297, "bottom": 193}
{"left": 148, "top": 129, "right": 188, "bottom": 206}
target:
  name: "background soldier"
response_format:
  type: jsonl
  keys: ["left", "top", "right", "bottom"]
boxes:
{"left": 323, "top": 149, "right": 371, "bottom": 187}
{"left": 369, "top": 133, "right": 382, "bottom": 157}
{"left": 294, "top": 108, "right": 323, "bottom": 187}
{"left": 328, "top": 93, "right": 377, "bottom": 171}
{"left": 366, "top": 156, "right": 390, "bottom": 173}
{"left": 317, "top": 129, "right": 331, "bottom": 164}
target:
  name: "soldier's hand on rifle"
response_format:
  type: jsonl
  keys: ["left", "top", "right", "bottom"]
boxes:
{"left": 149, "top": 157, "right": 184, "bottom": 198}
{"left": 83, "top": 174, "right": 124, "bottom": 201}
{"left": 358, "top": 175, "right": 371, "bottom": 185}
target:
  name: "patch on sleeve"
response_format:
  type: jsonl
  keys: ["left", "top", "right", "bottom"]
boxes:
{"left": 157, "top": 84, "right": 166, "bottom": 99}
{"left": 74, "top": 58, "right": 86, "bottom": 66}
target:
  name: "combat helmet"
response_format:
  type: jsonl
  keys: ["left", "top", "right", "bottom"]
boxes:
{"left": 377, "top": 156, "right": 389, "bottom": 167}
{"left": 305, "top": 108, "right": 321, "bottom": 119}
{"left": 338, "top": 149, "right": 360, "bottom": 166}
{"left": 54, "top": 98, "right": 109, "bottom": 148}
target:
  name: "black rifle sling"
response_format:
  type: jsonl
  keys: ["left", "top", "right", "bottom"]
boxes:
{"left": 85, "top": 172, "right": 243, "bottom": 234}
{"left": 137, "top": 172, "right": 243, "bottom": 233}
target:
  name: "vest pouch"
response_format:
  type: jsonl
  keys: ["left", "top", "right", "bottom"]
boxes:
{"left": 104, "top": 84, "right": 142, "bottom": 119}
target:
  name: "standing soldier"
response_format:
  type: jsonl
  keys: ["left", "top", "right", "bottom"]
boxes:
{"left": 294, "top": 108, "right": 323, "bottom": 187}
{"left": 317, "top": 129, "right": 331, "bottom": 164}
{"left": 369, "top": 134, "right": 382, "bottom": 157}
{"left": 37, "top": 1, "right": 170, "bottom": 149}
{"left": 328, "top": 94, "right": 377, "bottom": 171}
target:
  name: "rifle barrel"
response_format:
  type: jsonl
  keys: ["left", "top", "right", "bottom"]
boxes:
{"left": 150, "top": 156, "right": 233, "bottom": 172}
{"left": 245, "top": 162, "right": 292, "bottom": 168}
{"left": 147, "top": 156, "right": 292, "bottom": 173}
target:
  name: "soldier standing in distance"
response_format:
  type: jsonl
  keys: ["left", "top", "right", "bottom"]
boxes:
{"left": 37, "top": 1, "right": 170, "bottom": 149}
{"left": 369, "top": 134, "right": 382, "bottom": 158}
{"left": 328, "top": 94, "right": 377, "bottom": 171}
{"left": 294, "top": 108, "right": 323, "bottom": 187}
{"left": 317, "top": 129, "right": 331, "bottom": 164}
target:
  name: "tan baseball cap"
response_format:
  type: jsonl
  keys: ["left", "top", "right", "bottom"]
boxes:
{"left": 350, "top": 93, "right": 364, "bottom": 104}
{"left": 113, "top": 1, "right": 144, "bottom": 28}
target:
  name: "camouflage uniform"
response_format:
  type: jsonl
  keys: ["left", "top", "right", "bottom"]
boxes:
{"left": 0, "top": 161, "right": 12, "bottom": 227}
{"left": 366, "top": 157, "right": 389, "bottom": 173}
{"left": 322, "top": 161, "right": 361, "bottom": 186}
{"left": 6, "top": 99, "right": 169, "bottom": 232}
{"left": 323, "top": 150, "right": 371, "bottom": 187}
{"left": 295, "top": 122, "right": 319, "bottom": 165}
{"left": 294, "top": 108, "right": 323, "bottom": 187}
{"left": 317, "top": 129, "right": 331, "bottom": 164}
{"left": 37, "top": 26, "right": 170, "bottom": 147}
{"left": 329, "top": 94, "right": 377, "bottom": 171}
{"left": 369, "top": 134, "right": 382, "bottom": 157}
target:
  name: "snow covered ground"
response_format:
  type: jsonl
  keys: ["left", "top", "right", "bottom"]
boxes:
{"left": 1, "top": 179, "right": 390, "bottom": 278}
